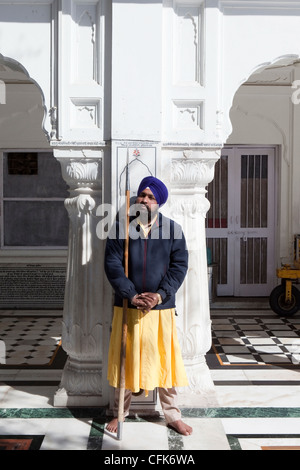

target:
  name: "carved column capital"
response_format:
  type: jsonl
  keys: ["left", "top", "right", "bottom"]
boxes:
{"left": 60, "top": 159, "right": 102, "bottom": 191}
{"left": 167, "top": 148, "right": 220, "bottom": 219}
{"left": 170, "top": 149, "right": 220, "bottom": 194}
{"left": 54, "top": 148, "right": 103, "bottom": 193}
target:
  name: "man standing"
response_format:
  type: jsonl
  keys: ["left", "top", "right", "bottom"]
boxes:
{"left": 104, "top": 176, "right": 192, "bottom": 436}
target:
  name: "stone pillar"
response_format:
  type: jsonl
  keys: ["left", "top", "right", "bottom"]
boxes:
{"left": 53, "top": 148, "right": 110, "bottom": 407}
{"left": 163, "top": 147, "right": 220, "bottom": 406}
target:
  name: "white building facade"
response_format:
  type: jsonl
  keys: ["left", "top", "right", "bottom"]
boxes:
{"left": 1, "top": 0, "right": 300, "bottom": 408}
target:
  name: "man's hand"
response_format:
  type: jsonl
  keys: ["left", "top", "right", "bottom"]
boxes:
{"left": 133, "top": 292, "right": 160, "bottom": 313}
{"left": 131, "top": 294, "right": 150, "bottom": 310}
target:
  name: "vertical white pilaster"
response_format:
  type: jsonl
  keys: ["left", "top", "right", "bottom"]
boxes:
{"left": 55, "top": 0, "right": 109, "bottom": 144}
{"left": 111, "top": 0, "right": 162, "bottom": 141}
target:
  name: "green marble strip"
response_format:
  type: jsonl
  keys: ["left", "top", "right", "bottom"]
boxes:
{"left": 227, "top": 435, "right": 242, "bottom": 450}
{"left": 181, "top": 407, "right": 300, "bottom": 418}
{"left": 167, "top": 426, "right": 184, "bottom": 450}
{"left": 1, "top": 407, "right": 300, "bottom": 419}
{"left": 87, "top": 417, "right": 106, "bottom": 450}
{"left": 0, "top": 407, "right": 107, "bottom": 419}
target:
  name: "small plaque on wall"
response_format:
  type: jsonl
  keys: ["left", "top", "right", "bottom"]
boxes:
{"left": 0, "top": 265, "right": 66, "bottom": 309}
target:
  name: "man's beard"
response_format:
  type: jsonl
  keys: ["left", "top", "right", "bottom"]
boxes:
{"left": 137, "top": 203, "right": 158, "bottom": 224}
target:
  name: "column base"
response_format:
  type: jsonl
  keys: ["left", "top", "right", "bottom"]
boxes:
{"left": 177, "top": 359, "right": 218, "bottom": 408}
{"left": 54, "top": 388, "right": 103, "bottom": 407}
{"left": 54, "top": 357, "right": 103, "bottom": 407}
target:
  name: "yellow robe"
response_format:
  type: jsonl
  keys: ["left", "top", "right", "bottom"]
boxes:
{"left": 107, "top": 306, "right": 189, "bottom": 393}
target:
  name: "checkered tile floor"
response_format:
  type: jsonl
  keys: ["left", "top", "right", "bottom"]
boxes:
{"left": 0, "top": 316, "right": 62, "bottom": 366}
{"left": 2, "top": 313, "right": 300, "bottom": 368}
{"left": 211, "top": 315, "right": 300, "bottom": 366}
{"left": 1, "top": 308, "right": 300, "bottom": 450}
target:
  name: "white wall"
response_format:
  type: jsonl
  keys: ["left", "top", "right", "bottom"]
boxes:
{"left": 0, "top": 83, "right": 49, "bottom": 148}
{"left": 220, "top": 1, "right": 300, "bottom": 144}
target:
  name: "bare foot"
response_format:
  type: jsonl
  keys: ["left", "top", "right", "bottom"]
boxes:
{"left": 105, "top": 417, "right": 119, "bottom": 433}
{"left": 168, "top": 419, "right": 193, "bottom": 436}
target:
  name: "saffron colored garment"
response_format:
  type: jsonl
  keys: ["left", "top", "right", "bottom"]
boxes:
{"left": 107, "top": 306, "right": 188, "bottom": 393}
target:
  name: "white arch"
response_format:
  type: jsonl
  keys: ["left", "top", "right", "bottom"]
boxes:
{"left": 0, "top": 53, "right": 50, "bottom": 140}
{"left": 239, "top": 54, "right": 300, "bottom": 89}
{"left": 224, "top": 54, "right": 300, "bottom": 143}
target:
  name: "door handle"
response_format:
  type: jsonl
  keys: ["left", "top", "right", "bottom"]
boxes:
{"left": 234, "top": 231, "right": 247, "bottom": 242}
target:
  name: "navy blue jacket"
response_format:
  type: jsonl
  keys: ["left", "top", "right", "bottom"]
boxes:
{"left": 104, "top": 212, "right": 188, "bottom": 310}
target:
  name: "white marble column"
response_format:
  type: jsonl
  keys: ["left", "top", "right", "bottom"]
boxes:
{"left": 53, "top": 148, "right": 110, "bottom": 407}
{"left": 162, "top": 147, "right": 221, "bottom": 406}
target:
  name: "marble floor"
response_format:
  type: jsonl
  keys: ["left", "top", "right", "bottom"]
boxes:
{"left": 1, "top": 303, "right": 300, "bottom": 452}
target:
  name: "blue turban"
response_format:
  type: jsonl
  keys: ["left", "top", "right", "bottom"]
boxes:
{"left": 137, "top": 176, "right": 168, "bottom": 207}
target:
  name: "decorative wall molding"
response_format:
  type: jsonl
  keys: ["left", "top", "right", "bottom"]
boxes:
{"left": 50, "top": 140, "right": 107, "bottom": 147}
{"left": 163, "top": 0, "right": 222, "bottom": 143}
{"left": 173, "top": 1, "right": 204, "bottom": 86}
{"left": 74, "top": 6, "right": 99, "bottom": 84}
{"left": 70, "top": 98, "right": 102, "bottom": 130}
{"left": 173, "top": 100, "right": 204, "bottom": 131}
{"left": 56, "top": 0, "right": 106, "bottom": 142}
{"left": 219, "top": 0, "right": 300, "bottom": 12}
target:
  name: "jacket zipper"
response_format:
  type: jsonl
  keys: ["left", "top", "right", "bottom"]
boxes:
{"left": 142, "top": 239, "right": 147, "bottom": 292}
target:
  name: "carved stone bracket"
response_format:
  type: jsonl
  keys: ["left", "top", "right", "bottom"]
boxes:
{"left": 64, "top": 193, "right": 96, "bottom": 221}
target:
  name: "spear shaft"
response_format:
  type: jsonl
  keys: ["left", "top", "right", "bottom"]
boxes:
{"left": 117, "top": 150, "right": 130, "bottom": 440}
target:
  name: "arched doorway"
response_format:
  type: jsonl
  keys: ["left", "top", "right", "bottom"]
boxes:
{"left": 0, "top": 55, "right": 69, "bottom": 308}
{"left": 206, "top": 58, "right": 300, "bottom": 299}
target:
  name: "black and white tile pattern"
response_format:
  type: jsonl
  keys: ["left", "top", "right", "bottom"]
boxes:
{"left": 211, "top": 315, "right": 300, "bottom": 366}
{"left": 0, "top": 315, "right": 62, "bottom": 366}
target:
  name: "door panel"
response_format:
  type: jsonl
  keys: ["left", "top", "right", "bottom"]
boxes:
{"left": 206, "top": 147, "right": 276, "bottom": 297}
{"left": 206, "top": 149, "right": 235, "bottom": 295}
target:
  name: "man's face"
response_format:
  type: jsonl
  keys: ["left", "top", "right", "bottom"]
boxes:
{"left": 136, "top": 188, "right": 159, "bottom": 220}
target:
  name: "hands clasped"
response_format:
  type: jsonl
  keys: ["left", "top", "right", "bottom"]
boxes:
{"left": 131, "top": 292, "right": 160, "bottom": 313}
